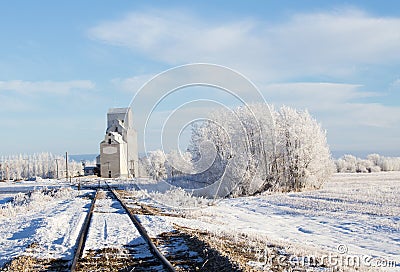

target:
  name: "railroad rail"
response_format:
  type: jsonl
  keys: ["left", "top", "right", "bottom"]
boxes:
{"left": 110, "top": 188, "right": 176, "bottom": 272}
{"left": 70, "top": 190, "right": 99, "bottom": 272}
{"left": 70, "top": 186, "right": 176, "bottom": 272}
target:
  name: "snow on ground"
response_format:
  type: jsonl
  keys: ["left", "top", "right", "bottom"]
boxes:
{"left": 0, "top": 179, "right": 73, "bottom": 194}
{"left": 82, "top": 190, "right": 152, "bottom": 259}
{"left": 136, "top": 215, "right": 175, "bottom": 238}
{"left": 0, "top": 188, "right": 92, "bottom": 266}
{"left": 132, "top": 172, "right": 400, "bottom": 271}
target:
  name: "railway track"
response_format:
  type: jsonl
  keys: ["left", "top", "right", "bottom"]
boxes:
{"left": 70, "top": 187, "right": 176, "bottom": 272}
{"left": 0, "top": 182, "right": 241, "bottom": 271}
{"left": 111, "top": 188, "right": 242, "bottom": 272}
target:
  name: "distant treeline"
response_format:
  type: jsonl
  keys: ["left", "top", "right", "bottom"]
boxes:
{"left": 0, "top": 153, "right": 89, "bottom": 181}
{"left": 335, "top": 154, "right": 400, "bottom": 173}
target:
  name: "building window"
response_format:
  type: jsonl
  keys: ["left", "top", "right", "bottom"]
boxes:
{"left": 108, "top": 139, "right": 111, "bottom": 144}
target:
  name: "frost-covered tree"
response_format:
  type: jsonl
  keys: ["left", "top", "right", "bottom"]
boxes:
{"left": 273, "top": 106, "right": 334, "bottom": 191}
{"left": 138, "top": 156, "right": 154, "bottom": 177}
{"left": 336, "top": 155, "right": 357, "bottom": 173}
{"left": 187, "top": 105, "right": 265, "bottom": 196}
{"left": 165, "top": 150, "right": 193, "bottom": 179}
{"left": 188, "top": 103, "right": 334, "bottom": 195}
{"left": 377, "top": 156, "right": 400, "bottom": 171}
{"left": 356, "top": 159, "right": 373, "bottom": 173}
{"left": 144, "top": 150, "right": 167, "bottom": 180}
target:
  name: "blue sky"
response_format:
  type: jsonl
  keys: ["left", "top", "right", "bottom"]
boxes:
{"left": 1, "top": 1, "right": 400, "bottom": 157}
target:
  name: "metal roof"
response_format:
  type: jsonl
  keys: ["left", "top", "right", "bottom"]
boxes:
{"left": 107, "top": 107, "right": 130, "bottom": 114}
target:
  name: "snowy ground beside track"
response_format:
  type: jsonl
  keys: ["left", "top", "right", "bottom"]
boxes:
{"left": 133, "top": 172, "right": 400, "bottom": 271}
{"left": 0, "top": 188, "right": 93, "bottom": 266}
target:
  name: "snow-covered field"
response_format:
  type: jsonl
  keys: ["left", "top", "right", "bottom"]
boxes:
{"left": 134, "top": 172, "right": 400, "bottom": 271}
{"left": 0, "top": 172, "right": 398, "bottom": 271}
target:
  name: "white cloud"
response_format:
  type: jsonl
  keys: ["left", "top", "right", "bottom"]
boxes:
{"left": 261, "top": 82, "right": 400, "bottom": 128}
{"left": 0, "top": 80, "right": 95, "bottom": 95}
{"left": 341, "top": 103, "right": 400, "bottom": 128}
{"left": 89, "top": 8, "right": 400, "bottom": 80}
{"left": 266, "top": 9, "right": 400, "bottom": 67}
{"left": 89, "top": 9, "right": 256, "bottom": 64}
